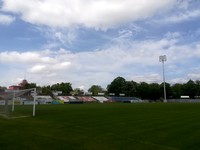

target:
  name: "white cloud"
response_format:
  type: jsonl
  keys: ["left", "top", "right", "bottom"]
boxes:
{"left": 28, "top": 61, "right": 71, "bottom": 74}
{"left": 194, "top": 44, "right": 200, "bottom": 56}
{"left": 2, "top": 51, "right": 70, "bottom": 74}
{"left": 2, "top": 0, "right": 176, "bottom": 30}
{"left": 170, "top": 78, "right": 188, "bottom": 84}
{"left": 78, "top": 85, "right": 85, "bottom": 90}
{"left": 35, "top": 27, "right": 78, "bottom": 49}
{"left": 131, "top": 74, "right": 162, "bottom": 83}
{"left": 164, "top": 32, "right": 181, "bottom": 39}
{"left": 54, "top": 31, "right": 76, "bottom": 45}
{"left": 174, "top": 0, "right": 194, "bottom": 10}
{"left": 0, "top": 0, "right": 199, "bottom": 91}
{"left": 29, "top": 65, "right": 47, "bottom": 74}
{"left": 187, "top": 73, "right": 200, "bottom": 80}
{"left": 0, "top": 14, "right": 15, "bottom": 24}
{"left": 53, "top": 62, "right": 71, "bottom": 70}
{"left": 0, "top": 51, "right": 55, "bottom": 64}
{"left": 156, "top": 9, "right": 200, "bottom": 24}
{"left": 0, "top": 32, "right": 200, "bottom": 89}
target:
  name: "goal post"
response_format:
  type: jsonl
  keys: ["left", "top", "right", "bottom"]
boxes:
{"left": 33, "top": 88, "right": 36, "bottom": 117}
{"left": 0, "top": 88, "right": 37, "bottom": 119}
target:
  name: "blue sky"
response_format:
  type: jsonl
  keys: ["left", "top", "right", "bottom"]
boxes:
{"left": 0, "top": 0, "right": 200, "bottom": 90}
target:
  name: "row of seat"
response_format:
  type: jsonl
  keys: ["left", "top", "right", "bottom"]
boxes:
{"left": 57, "top": 96, "right": 141, "bottom": 103}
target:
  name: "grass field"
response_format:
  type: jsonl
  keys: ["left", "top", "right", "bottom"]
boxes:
{"left": 0, "top": 103, "right": 200, "bottom": 150}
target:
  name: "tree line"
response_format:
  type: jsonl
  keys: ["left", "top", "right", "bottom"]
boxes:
{"left": 106, "top": 77, "right": 200, "bottom": 100}
{"left": 19, "top": 76, "right": 200, "bottom": 100}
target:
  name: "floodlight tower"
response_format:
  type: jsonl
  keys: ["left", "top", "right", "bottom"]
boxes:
{"left": 159, "top": 55, "right": 167, "bottom": 103}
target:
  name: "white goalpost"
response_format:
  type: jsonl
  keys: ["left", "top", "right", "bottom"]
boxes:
{"left": 0, "top": 88, "right": 37, "bottom": 119}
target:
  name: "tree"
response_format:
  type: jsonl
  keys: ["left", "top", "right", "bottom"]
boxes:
{"left": 107, "top": 77, "right": 126, "bottom": 96}
{"left": 182, "top": 80, "right": 197, "bottom": 98}
{"left": 123, "top": 81, "right": 138, "bottom": 97}
{"left": 22, "top": 83, "right": 37, "bottom": 89}
{"left": 195, "top": 80, "right": 200, "bottom": 98}
{"left": 40, "top": 86, "right": 53, "bottom": 97}
{"left": 51, "top": 82, "right": 73, "bottom": 95}
{"left": 72, "top": 88, "right": 84, "bottom": 96}
{"left": 171, "top": 83, "right": 183, "bottom": 99}
{"left": 137, "top": 82, "right": 149, "bottom": 100}
{"left": 149, "top": 83, "right": 161, "bottom": 100}
{"left": 0, "top": 86, "right": 7, "bottom": 90}
{"left": 88, "top": 85, "right": 104, "bottom": 96}
{"left": 160, "top": 82, "right": 172, "bottom": 99}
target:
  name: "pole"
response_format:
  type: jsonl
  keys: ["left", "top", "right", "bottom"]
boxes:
{"left": 12, "top": 91, "right": 15, "bottom": 112}
{"left": 159, "top": 55, "right": 167, "bottom": 103}
{"left": 33, "top": 88, "right": 36, "bottom": 117}
{"left": 162, "top": 61, "right": 167, "bottom": 102}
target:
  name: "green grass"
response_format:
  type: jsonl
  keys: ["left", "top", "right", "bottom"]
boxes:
{"left": 0, "top": 103, "right": 200, "bottom": 150}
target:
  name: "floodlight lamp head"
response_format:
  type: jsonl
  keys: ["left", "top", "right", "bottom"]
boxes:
{"left": 159, "top": 55, "right": 167, "bottom": 62}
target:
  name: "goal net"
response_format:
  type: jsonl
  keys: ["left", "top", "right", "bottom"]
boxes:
{"left": 0, "top": 88, "right": 36, "bottom": 119}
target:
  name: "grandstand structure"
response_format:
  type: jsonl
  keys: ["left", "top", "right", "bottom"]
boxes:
{"left": 92, "top": 96, "right": 108, "bottom": 103}
{"left": 76, "top": 96, "right": 96, "bottom": 102}
{"left": 0, "top": 79, "right": 144, "bottom": 110}
{"left": 56, "top": 96, "right": 96, "bottom": 104}
{"left": 55, "top": 96, "right": 143, "bottom": 103}
{"left": 108, "top": 97, "right": 142, "bottom": 103}
{"left": 35, "top": 96, "right": 53, "bottom": 104}
{"left": 57, "top": 96, "right": 80, "bottom": 103}
{"left": 167, "top": 99, "right": 200, "bottom": 103}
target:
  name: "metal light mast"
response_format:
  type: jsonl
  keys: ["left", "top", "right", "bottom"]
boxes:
{"left": 159, "top": 55, "right": 167, "bottom": 103}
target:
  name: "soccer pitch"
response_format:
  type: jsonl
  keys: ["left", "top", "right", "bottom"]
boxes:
{"left": 0, "top": 103, "right": 200, "bottom": 150}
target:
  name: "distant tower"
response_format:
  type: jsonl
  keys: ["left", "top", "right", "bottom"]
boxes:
{"left": 18, "top": 79, "right": 28, "bottom": 87}
{"left": 24, "top": 73, "right": 26, "bottom": 81}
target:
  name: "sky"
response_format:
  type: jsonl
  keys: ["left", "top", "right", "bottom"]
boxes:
{"left": 0, "top": 0, "right": 200, "bottom": 91}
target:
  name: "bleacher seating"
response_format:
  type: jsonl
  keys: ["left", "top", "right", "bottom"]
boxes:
{"left": 57, "top": 96, "right": 82, "bottom": 103}
{"left": 108, "top": 97, "right": 142, "bottom": 103}
{"left": 57, "top": 96, "right": 73, "bottom": 102}
{"left": 36, "top": 96, "right": 53, "bottom": 104}
{"left": 167, "top": 99, "right": 200, "bottom": 103}
{"left": 56, "top": 95, "right": 143, "bottom": 103}
{"left": 76, "top": 96, "right": 96, "bottom": 102}
{"left": 92, "top": 96, "right": 108, "bottom": 103}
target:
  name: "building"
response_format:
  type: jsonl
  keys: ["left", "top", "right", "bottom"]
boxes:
{"left": 18, "top": 79, "right": 28, "bottom": 87}
{"left": 8, "top": 79, "right": 28, "bottom": 90}
{"left": 0, "top": 86, "right": 5, "bottom": 93}
{"left": 8, "top": 85, "right": 21, "bottom": 90}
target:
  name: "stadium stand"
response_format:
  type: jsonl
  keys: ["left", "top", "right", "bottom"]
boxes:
{"left": 36, "top": 96, "right": 53, "bottom": 104}
{"left": 76, "top": 96, "right": 96, "bottom": 102}
{"left": 65, "top": 96, "right": 84, "bottom": 104}
{"left": 57, "top": 96, "right": 71, "bottom": 103}
{"left": 92, "top": 96, "right": 108, "bottom": 103}
{"left": 167, "top": 99, "right": 200, "bottom": 103}
{"left": 52, "top": 100, "right": 64, "bottom": 104}
{"left": 108, "top": 97, "right": 142, "bottom": 103}
{"left": 57, "top": 96, "right": 83, "bottom": 104}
